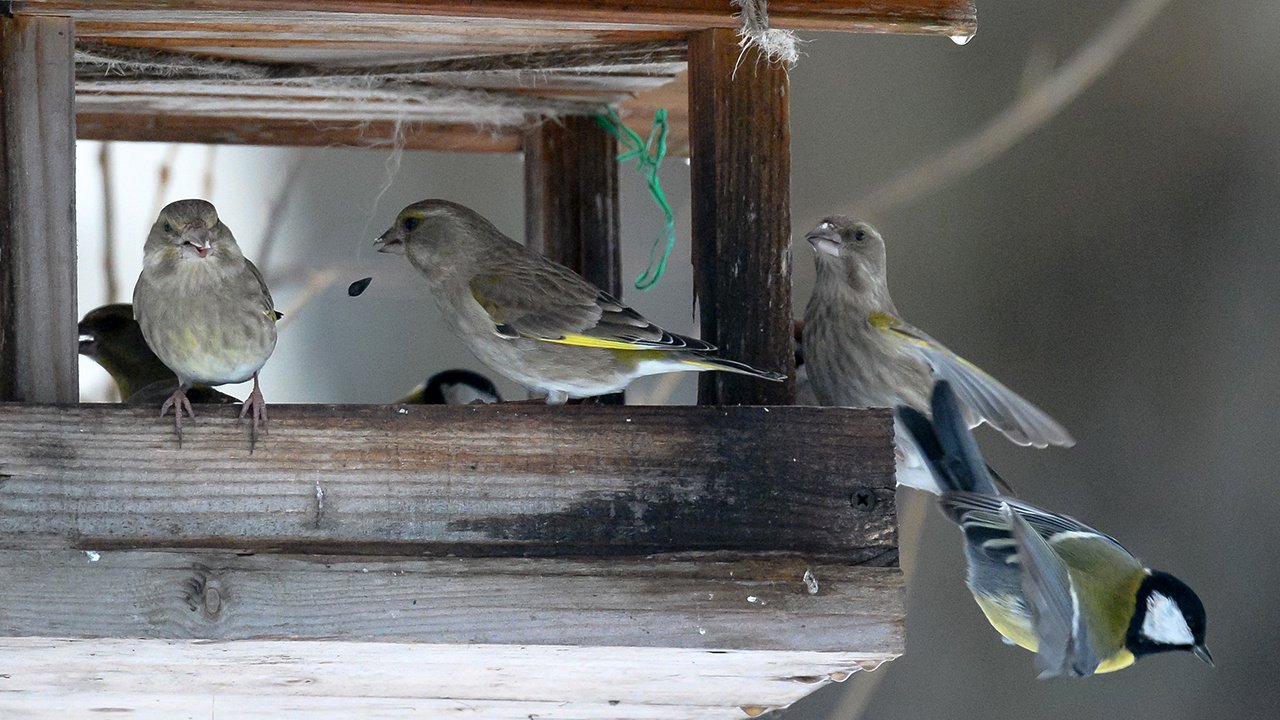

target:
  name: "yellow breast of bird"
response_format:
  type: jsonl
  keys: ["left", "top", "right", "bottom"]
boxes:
{"left": 138, "top": 260, "right": 277, "bottom": 385}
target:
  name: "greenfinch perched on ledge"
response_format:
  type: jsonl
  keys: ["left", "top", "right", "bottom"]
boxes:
{"left": 77, "top": 303, "right": 238, "bottom": 406}
{"left": 803, "top": 216, "right": 1073, "bottom": 452}
{"left": 133, "top": 199, "right": 279, "bottom": 444}
{"left": 374, "top": 199, "right": 784, "bottom": 404}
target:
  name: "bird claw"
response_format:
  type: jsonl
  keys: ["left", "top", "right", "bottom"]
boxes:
{"left": 238, "top": 375, "right": 268, "bottom": 452}
{"left": 159, "top": 387, "right": 195, "bottom": 447}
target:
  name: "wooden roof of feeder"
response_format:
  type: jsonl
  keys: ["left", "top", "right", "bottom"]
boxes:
{"left": 23, "top": 0, "right": 977, "bottom": 152}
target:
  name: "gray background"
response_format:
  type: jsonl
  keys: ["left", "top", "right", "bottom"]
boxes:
{"left": 75, "top": 1, "right": 1278, "bottom": 717}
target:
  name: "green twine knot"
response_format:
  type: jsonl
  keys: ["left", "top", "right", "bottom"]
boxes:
{"left": 594, "top": 107, "right": 674, "bottom": 291}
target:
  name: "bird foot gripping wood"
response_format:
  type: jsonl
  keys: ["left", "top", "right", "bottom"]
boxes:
{"left": 238, "top": 372, "right": 268, "bottom": 452}
{"left": 158, "top": 386, "right": 195, "bottom": 447}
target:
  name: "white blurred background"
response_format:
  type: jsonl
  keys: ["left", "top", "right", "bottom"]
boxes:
{"left": 74, "top": 1, "right": 1280, "bottom": 718}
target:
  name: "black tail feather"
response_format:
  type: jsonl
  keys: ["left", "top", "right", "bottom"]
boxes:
{"left": 896, "top": 381, "right": 1000, "bottom": 496}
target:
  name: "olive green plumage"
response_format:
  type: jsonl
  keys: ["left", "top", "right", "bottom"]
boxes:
{"left": 132, "top": 199, "right": 278, "bottom": 442}
{"left": 899, "top": 382, "right": 1211, "bottom": 678}
{"left": 78, "top": 303, "right": 239, "bottom": 405}
{"left": 374, "top": 199, "right": 784, "bottom": 403}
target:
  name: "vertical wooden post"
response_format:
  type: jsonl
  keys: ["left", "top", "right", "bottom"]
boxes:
{"left": 0, "top": 16, "right": 78, "bottom": 403}
{"left": 688, "top": 30, "right": 795, "bottom": 406}
{"left": 524, "top": 115, "right": 623, "bottom": 404}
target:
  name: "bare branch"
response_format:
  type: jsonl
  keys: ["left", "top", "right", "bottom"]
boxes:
{"left": 97, "top": 142, "right": 119, "bottom": 302}
{"left": 858, "top": 0, "right": 1174, "bottom": 216}
{"left": 254, "top": 155, "right": 306, "bottom": 276}
{"left": 150, "top": 143, "right": 181, "bottom": 219}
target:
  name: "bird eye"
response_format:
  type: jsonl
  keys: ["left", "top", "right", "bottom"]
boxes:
{"left": 853, "top": 229, "right": 866, "bottom": 242}
{"left": 163, "top": 222, "right": 173, "bottom": 233}
{"left": 403, "top": 216, "right": 420, "bottom": 232}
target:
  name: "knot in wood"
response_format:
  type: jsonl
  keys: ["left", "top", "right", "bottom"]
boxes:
{"left": 183, "top": 564, "right": 226, "bottom": 620}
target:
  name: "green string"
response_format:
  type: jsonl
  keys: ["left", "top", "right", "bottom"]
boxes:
{"left": 594, "top": 107, "right": 674, "bottom": 291}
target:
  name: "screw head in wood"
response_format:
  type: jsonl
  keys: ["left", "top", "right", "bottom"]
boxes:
{"left": 849, "top": 488, "right": 877, "bottom": 512}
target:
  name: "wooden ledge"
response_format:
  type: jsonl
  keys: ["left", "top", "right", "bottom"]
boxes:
{"left": 0, "top": 403, "right": 896, "bottom": 560}
{"left": 0, "top": 636, "right": 898, "bottom": 719}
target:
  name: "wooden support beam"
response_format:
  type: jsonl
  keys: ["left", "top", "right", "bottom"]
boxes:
{"left": 524, "top": 115, "right": 624, "bottom": 403}
{"left": 0, "top": 636, "right": 896, "bottom": 719}
{"left": 0, "top": 16, "right": 78, "bottom": 403}
{"left": 524, "top": 116, "right": 622, "bottom": 296}
{"left": 0, "top": 404, "right": 897, "bottom": 559}
{"left": 688, "top": 29, "right": 795, "bottom": 406}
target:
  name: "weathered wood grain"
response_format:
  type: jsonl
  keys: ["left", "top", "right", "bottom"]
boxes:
{"left": 23, "top": 2, "right": 979, "bottom": 37}
{"left": 524, "top": 115, "right": 624, "bottom": 403}
{"left": 0, "top": 637, "right": 894, "bottom": 719}
{"left": 689, "top": 29, "right": 795, "bottom": 406}
{"left": 25, "top": 2, "right": 973, "bottom": 150}
{"left": 524, "top": 116, "right": 622, "bottom": 297}
{"left": 0, "top": 16, "right": 78, "bottom": 403}
{"left": 76, "top": 112, "right": 524, "bottom": 152}
{"left": 0, "top": 549, "right": 903, "bottom": 649}
{"left": 0, "top": 404, "right": 897, "bottom": 559}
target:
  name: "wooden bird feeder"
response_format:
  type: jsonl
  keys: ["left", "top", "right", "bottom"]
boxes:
{"left": 0, "top": 2, "right": 976, "bottom": 718}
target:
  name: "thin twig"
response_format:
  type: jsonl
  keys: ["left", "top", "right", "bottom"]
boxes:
{"left": 98, "top": 142, "right": 119, "bottom": 302}
{"left": 857, "top": 0, "right": 1174, "bottom": 216}
{"left": 200, "top": 145, "right": 217, "bottom": 199}
{"left": 275, "top": 266, "right": 342, "bottom": 332}
{"left": 151, "top": 143, "right": 181, "bottom": 219}
{"left": 254, "top": 156, "right": 306, "bottom": 276}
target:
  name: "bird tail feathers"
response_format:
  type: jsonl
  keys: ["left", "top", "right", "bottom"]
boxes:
{"left": 896, "top": 380, "right": 1000, "bottom": 496}
{"left": 680, "top": 356, "right": 787, "bottom": 382}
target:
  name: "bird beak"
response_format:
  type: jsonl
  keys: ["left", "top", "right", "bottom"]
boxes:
{"left": 374, "top": 227, "right": 405, "bottom": 255}
{"left": 77, "top": 331, "right": 96, "bottom": 356}
{"left": 805, "top": 225, "right": 841, "bottom": 258}
{"left": 180, "top": 224, "right": 212, "bottom": 257}
{"left": 1192, "top": 644, "right": 1214, "bottom": 667}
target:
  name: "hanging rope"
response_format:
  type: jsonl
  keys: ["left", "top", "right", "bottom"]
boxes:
{"left": 594, "top": 107, "right": 675, "bottom": 291}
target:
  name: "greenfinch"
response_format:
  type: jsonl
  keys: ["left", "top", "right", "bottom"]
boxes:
{"left": 803, "top": 217, "right": 1072, "bottom": 482}
{"left": 374, "top": 199, "right": 784, "bottom": 403}
{"left": 78, "top": 303, "right": 238, "bottom": 405}
{"left": 133, "top": 199, "right": 279, "bottom": 444}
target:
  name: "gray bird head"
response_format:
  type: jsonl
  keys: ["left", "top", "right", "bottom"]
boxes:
{"left": 804, "top": 216, "right": 889, "bottom": 287}
{"left": 145, "top": 199, "right": 238, "bottom": 262}
{"left": 374, "top": 199, "right": 501, "bottom": 272}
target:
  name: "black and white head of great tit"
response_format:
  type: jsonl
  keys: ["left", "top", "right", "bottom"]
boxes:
{"left": 1127, "top": 570, "right": 1212, "bottom": 665}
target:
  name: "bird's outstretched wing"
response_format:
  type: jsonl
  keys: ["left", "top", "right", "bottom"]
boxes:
{"left": 869, "top": 311, "right": 1074, "bottom": 448}
{"left": 1001, "top": 503, "right": 1100, "bottom": 678}
{"left": 468, "top": 260, "right": 712, "bottom": 352}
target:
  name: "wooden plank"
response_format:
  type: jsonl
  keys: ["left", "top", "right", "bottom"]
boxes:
{"left": 0, "top": 404, "right": 897, "bottom": 559}
{"left": 523, "top": 115, "right": 624, "bottom": 403}
{"left": 0, "top": 16, "right": 78, "bottom": 403}
{"left": 688, "top": 29, "right": 794, "bottom": 406}
{"left": 22, "top": 2, "right": 979, "bottom": 37}
{"left": 524, "top": 116, "right": 622, "bottom": 296}
{"left": 0, "top": 550, "right": 903, "bottom": 650}
{"left": 76, "top": 112, "right": 523, "bottom": 152}
{"left": 0, "top": 637, "right": 893, "bottom": 720}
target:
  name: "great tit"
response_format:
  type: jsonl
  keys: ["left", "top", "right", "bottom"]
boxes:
{"left": 78, "top": 304, "right": 239, "bottom": 406}
{"left": 398, "top": 369, "right": 503, "bottom": 405}
{"left": 898, "top": 381, "right": 1212, "bottom": 678}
